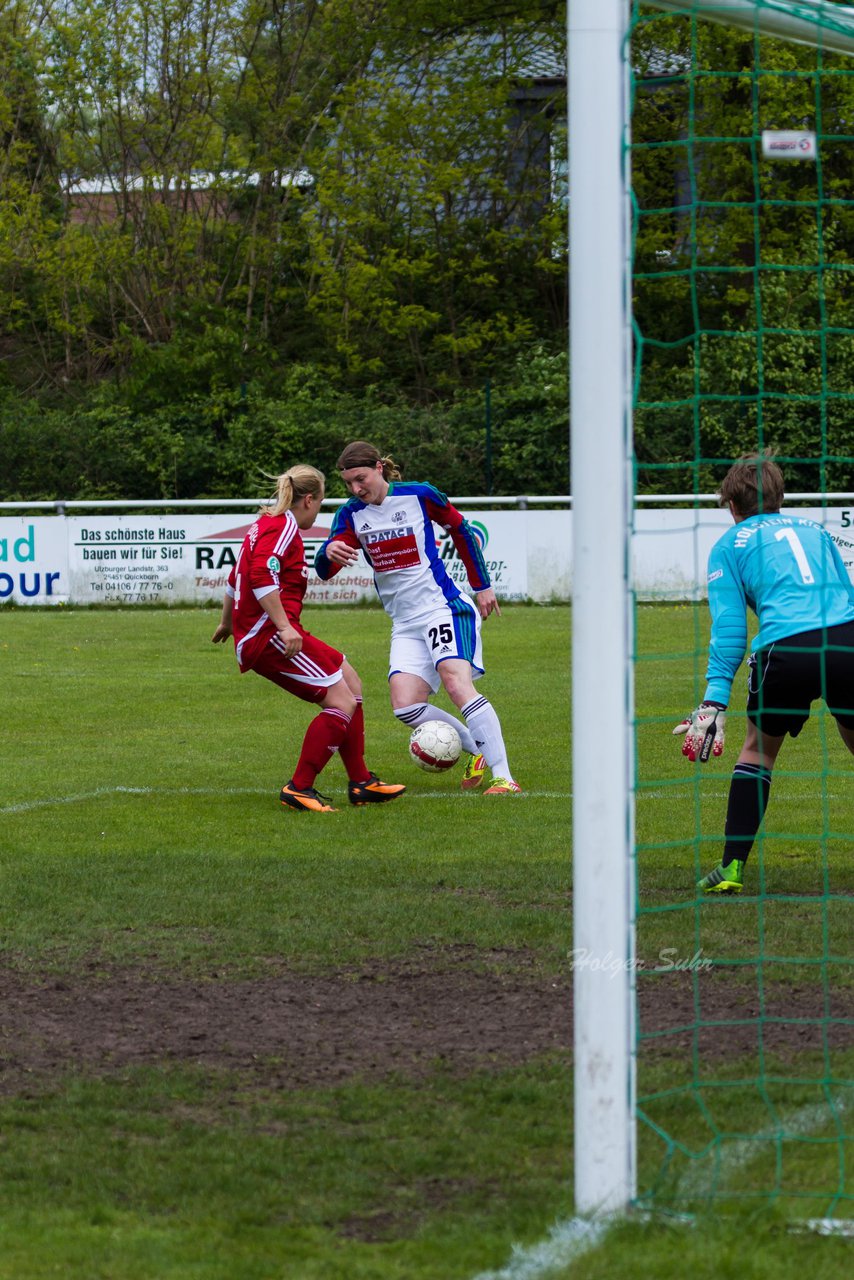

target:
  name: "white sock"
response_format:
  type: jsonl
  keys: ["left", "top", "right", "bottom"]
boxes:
{"left": 461, "top": 695, "right": 511, "bottom": 779}
{"left": 393, "top": 702, "right": 478, "bottom": 755}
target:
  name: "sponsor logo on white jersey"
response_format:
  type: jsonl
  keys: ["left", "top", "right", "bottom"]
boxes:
{"left": 365, "top": 526, "right": 416, "bottom": 543}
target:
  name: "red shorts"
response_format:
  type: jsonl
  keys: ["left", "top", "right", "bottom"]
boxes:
{"left": 247, "top": 627, "right": 345, "bottom": 704}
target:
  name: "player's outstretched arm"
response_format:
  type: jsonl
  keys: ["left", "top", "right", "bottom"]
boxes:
{"left": 315, "top": 507, "right": 361, "bottom": 581}
{"left": 211, "top": 591, "right": 234, "bottom": 644}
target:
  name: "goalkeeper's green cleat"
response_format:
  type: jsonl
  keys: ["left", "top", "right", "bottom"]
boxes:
{"left": 697, "top": 859, "right": 744, "bottom": 895}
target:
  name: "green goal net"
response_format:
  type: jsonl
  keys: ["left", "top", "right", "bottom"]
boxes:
{"left": 630, "top": 0, "right": 854, "bottom": 1220}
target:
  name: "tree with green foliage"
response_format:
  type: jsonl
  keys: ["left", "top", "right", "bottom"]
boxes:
{"left": 300, "top": 26, "right": 565, "bottom": 395}
{"left": 631, "top": 13, "right": 854, "bottom": 493}
{"left": 0, "top": 0, "right": 570, "bottom": 499}
{"left": 0, "top": 1, "right": 565, "bottom": 399}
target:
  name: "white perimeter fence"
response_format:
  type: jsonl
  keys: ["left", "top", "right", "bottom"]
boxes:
{"left": 3, "top": 494, "right": 854, "bottom": 606}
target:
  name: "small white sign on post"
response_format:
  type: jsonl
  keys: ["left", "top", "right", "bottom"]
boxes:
{"left": 761, "top": 130, "right": 817, "bottom": 160}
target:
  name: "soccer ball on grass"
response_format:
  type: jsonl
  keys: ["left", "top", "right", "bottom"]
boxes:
{"left": 408, "top": 721, "right": 462, "bottom": 773}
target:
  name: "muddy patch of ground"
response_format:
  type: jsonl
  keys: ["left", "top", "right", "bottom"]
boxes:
{"left": 0, "top": 956, "right": 567, "bottom": 1095}
{"left": 1, "top": 957, "right": 851, "bottom": 1096}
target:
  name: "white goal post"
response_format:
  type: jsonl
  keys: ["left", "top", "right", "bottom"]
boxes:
{"left": 569, "top": 0, "right": 635, "bottom": 1218}
{"left": 568, "top": 0, "right": 854, "bottom": 1219}
{"left": 647, "top": 1, "right": 854, "bottom": 56}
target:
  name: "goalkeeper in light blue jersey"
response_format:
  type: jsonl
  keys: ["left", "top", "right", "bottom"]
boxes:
{"left": 672, "top": 452, "right": 854, "bottom": 896}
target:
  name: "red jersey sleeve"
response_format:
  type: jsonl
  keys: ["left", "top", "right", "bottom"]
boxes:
{"left": 424, "top": 492, "right": 491, "bottom": 592}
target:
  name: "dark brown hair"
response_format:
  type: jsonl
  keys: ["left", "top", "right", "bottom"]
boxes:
{"left": 718, "top": 450, "right": 784, "bottom": 517}
{"left": 336, "top": 440, "right": 402, "bottom": 482}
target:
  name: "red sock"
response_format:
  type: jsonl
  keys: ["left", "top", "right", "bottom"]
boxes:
{"left": 338, "top": 699, "right": 369, "bottom": 783}
{"left": 292, "top": 708, "right": 351, "bottom": 790}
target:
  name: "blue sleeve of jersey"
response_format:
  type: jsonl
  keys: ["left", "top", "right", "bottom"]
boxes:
{"left": 411, "top": 480, "right": 450, "bottom": 505}
{"left": 314, "top": 504, "right": 357, "bottom": 582}
{"left": 703, "top": 539, "right": 748, "bottom": 706}
{"left": 313, "top": 549, "right": 333, "bottom": 581}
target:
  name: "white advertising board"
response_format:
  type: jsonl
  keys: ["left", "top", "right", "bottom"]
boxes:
{"left": 632, "top": 507, "right": 854, "bottom": 599}
{"left": 54, "top": 510, "right": 532, "bottom": 606}
{"left": 0, "top": 518, "right": 69, "bottom": 604}
{"left": 5, "top": 506, "right": 854, "bottom": 606}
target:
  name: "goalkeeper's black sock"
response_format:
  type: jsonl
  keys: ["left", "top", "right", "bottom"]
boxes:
{"left": 722, "top": 763, "right": 772, "bottom": 867}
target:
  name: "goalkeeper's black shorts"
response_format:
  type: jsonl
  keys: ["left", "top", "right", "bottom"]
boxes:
{"left": 746, "top": 620, "right": 854, "bottom": 739}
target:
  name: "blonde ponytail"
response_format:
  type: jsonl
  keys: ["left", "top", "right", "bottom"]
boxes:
{"left": 262, "top": 464, "right": 325, "bottom": 517}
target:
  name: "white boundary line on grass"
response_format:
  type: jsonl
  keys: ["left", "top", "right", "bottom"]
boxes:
{"left": 677, "top": 1095, "right": 848, "bottom": 1200}
{"left": 470, "top": 1096, "right": 850, "bottom": 1278}
{"left": 470, "top": 1217, "right": 610, "bottom": 1280}
{"left": 0, "top": 785, "right": 268, "bottom": 814}
{"left": 0, "top": 786, "right": 571, "bottom": 815}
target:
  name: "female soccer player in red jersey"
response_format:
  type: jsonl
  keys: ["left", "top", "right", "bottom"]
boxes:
{"left": 315, "top": 441, "right": 520, "bottom": 795}
{"left": 212, "top": 463, "right": 405, "bottom": 813}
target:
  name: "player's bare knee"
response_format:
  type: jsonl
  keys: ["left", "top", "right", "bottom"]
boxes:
{"left": 341, "top": 659, "right": 363, "bottom": 699}
{"left": 439, "top": 673, "right": 476, "bottom": 708}
{"left": 323, "top": 684, "right": 357, "bottom": 718}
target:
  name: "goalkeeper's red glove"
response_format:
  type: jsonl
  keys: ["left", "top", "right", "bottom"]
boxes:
{"left": 672, "top": 701, "right": 726, "bottom": 763}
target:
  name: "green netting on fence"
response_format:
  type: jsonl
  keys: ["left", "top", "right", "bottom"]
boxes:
{"left": 630, "top": 1, "right": 854, "bottom": 1218}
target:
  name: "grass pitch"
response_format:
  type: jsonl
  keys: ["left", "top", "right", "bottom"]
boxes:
{"left": 2, "top": 603, "right": 854, "bottom": 1278}
{"left": 1, "top": 605, "right": 568, "bottom": 973}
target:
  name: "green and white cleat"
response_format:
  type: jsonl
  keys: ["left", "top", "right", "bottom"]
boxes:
{"left": 697, "top": 859, "right": 744, "bottom": 895}
{"left": 460, "top": 752, "right": 487, "bottom": 791}
{"left": 483, "top": 778, "right": 523, "bottom": 795}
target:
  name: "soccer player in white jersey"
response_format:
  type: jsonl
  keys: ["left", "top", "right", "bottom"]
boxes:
{"left": 314, "top": 440, "right": 521, "bottom": 794}
{"left": 212, "top": 463, "right": 405, "bottom": 813}
{"left": 673, "top": 452, "right": 854, "bottom": 894}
